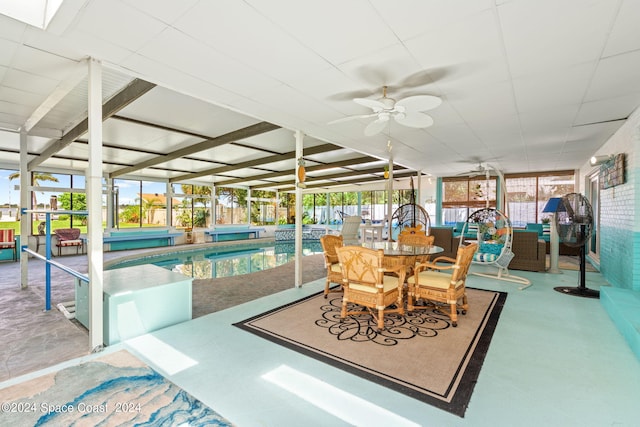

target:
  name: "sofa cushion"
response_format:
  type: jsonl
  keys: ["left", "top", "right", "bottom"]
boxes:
{"left": 525, "top": 223, "right": 543, "bottom": 236}
{"left": 479, "top": 242, "right": 503, "bottom": 255}
{"left": 473, "top": 252, "right": 499, "bottom": 262}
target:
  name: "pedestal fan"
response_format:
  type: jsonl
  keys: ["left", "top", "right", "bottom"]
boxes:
{"left": 554, "top": 193, "right": 599, "bottom": 298}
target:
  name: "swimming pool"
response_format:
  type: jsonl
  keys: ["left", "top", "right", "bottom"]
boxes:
{"left": 108, "top": 240, "right": 323, "bottom": 279}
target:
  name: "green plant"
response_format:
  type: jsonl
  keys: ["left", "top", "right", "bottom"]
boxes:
{"left": 119, "top": 205, "right": 141, "bottom": 223}
{"left": 176, "top": 209, "right": 192, "bottom": 228}
{"left": 194, "top": 209, "right": 209, "bottom": 227}
{"left": 541, "top": 217, "right": 551, "bottom": 224}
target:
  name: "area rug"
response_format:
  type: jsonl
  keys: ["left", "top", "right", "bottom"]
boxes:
{"left": 234, "top": 287, "right": 507, "bottom": 417}
{"left": 0, "top": 350, "right": 234, "bottom": 426}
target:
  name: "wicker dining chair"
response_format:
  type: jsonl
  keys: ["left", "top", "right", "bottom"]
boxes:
{"left": 336, "top": 245, "right": 406, "bottom": 330}
{"left": 406, "top": 242, "right": 478, "bottom": 327}
{"left": 397, "top": 232, "right": 435, "bottom": 266}
{"left": 320, "top": 234, "right": 344, "bottom": 298}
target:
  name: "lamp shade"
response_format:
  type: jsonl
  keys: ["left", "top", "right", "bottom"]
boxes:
{"left": 542, "top": 197, "right": 564, "bottom": 213}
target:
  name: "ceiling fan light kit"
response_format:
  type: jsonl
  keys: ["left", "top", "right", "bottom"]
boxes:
{"left": 332, "top": 85, "right": 442, "bottom": 136}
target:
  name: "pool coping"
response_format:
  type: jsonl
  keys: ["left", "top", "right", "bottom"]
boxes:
{"left": 103, "top": 237, "right": 277, "bottom": 270}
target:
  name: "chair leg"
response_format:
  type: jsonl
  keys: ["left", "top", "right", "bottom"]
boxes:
{"left": 340, "top": 298, "right": 348, "bottom": 321}
{"left": 407, "top": 286, "right": 414, "bottom": 311}
{"left": 377, "top": 309, "right": 385, "bottom": 330}
{"left": 324, "top": 279, "right": 330, "bottom": 298}
{"left": 461, "top": 294, "right": 469, "bottom": 315}
{"left": 450, "top": 303, "right": 458, "bottom": 327}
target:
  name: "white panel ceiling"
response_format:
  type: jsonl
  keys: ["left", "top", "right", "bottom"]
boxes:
{"left": 0, "top": 0, "right": 639, "bottom": 190}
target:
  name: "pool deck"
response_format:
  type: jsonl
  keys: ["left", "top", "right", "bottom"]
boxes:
{"left": 0, "top": 245, "right": 176, "bottom": 381}
{"left": 0, "top": 239, "right": 326, "bottom": 382}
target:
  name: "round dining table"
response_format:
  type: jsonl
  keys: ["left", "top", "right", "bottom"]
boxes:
{"left": 361, "top": 241, "right": 444, "bottom": 257}
{"left": 361, "top": 241, "right": 444, "bottom": 272}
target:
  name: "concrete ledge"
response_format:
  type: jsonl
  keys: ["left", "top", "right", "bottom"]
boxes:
{"left": 600, "top": 287, "right": 640, "bottom": 362}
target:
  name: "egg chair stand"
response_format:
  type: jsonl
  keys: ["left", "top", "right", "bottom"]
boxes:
{"left": 461, "top": 208, "right": 532, "bottom": 290}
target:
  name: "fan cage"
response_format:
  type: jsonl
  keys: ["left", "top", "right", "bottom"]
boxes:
{"left": 555, "top": 193, "right": 593, "bottom": 247}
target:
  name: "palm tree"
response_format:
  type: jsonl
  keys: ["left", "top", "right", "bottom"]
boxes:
{"left": 9, "top": 172, "right": 60, "bottom": 218}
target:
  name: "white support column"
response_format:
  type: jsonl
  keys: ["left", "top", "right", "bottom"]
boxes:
{"left": 87, "top": 58, "right": 104, "bottom": 351}
{"left": 386, "top": 158, "right": 394, "bottom": 240}
{"left": 210, "top": 184, "right": 215, "bottom": 227}
{"left": 326, "top": 192, "right": 331, "bottom": 230}
{"left": 19, "top": 130, "right": 29, "bottom": 289}
{"left": 247, "top": 187, "right": 252, "bottom": 225}
{"left": 105, "top": 177, "right": 114, "bottom": 229}
{"left": 417, "top": 170, "right": 422, "bottom": 206}
{"left": 165, "top": 181, "right": 172, "bottom": 228}
{"left": 294, "top": 130, "right": 304, "bottom": 288}
{"left": 275, "top": 191, "right": 280, "bottom": 224}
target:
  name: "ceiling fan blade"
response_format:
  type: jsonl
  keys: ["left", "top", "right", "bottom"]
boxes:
{"left": 364, "top": 118, "right": 388, "bottom": 136}
{"left": 354, "top": 97, "right": 387, "bottom": 112}
{"left": 395, "top": 95, "right": 442, "bottom": 112}
{"left": 328, "top": 113, "right": 378, "bottom": 125}
{"left": 394, "top": 112, "right": 434, "bottom": 128}
{"left": 327, "top": 89, "right": 376, "bottom": 101}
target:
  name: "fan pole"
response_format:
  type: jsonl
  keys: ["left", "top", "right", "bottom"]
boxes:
{"left": 386, "top": 158, "right": 393, "bottom": 241}
{"left": 554, "top": 226, "right": 599, "bottom": 298}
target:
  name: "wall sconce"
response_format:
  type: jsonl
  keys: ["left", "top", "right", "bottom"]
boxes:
{"left": 589, "top": 154, "right": 613, "bottom": 166}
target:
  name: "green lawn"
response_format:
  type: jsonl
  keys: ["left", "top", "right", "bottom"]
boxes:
{"left": 0, "top": 221, "right": 166, "bottom": 235}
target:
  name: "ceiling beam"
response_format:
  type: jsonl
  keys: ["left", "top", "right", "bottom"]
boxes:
{"left": 252, "top": 168, "right": 414, "bottom": 191}
{"left": 214, "top": 155, "right": 381, "bottom": 186}
{"left": 113, "top": 115, "right": 284, "bottom": 158}
{"left": 24, "top": 59, "right": 88, "bottom": 132}
{"left": 110, "top": 121, "right": 280, "bottom": 179}
{"left": 28, "top": 78, "right": 156, "bottom": 170}
{"left": 268, "top": 169, "right": 416, "bottom": 192}
{"left": 170, "top": 143, "right": 338, "bottom": 183}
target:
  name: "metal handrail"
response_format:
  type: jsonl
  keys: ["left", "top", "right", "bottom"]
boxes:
{"left": 22, "top": 248, "right": 89, "bottom": 283}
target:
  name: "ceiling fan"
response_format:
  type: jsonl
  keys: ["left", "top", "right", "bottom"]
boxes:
{"left": 457, "top": 162, "right": 496, "bottom": 178}
{"left": 329, "top": 86, "right": 442, "bottom": 136}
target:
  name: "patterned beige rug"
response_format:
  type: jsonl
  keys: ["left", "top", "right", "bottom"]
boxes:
{"left": 235, "top": 287, "right": 507, "bottom": 418}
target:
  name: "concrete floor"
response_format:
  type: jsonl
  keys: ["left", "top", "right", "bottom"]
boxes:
{"left": 2, "top": 248, "right": 640, "bottom": 426}
{"left": 0, "top": 247, "right": 165, "bottom": 381}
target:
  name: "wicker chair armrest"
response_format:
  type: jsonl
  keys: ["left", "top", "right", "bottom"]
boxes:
{"left": 431, "top": 255, "right": 457, "bottom": 264}
{"left": 324, "top": 253, "right": 339, "bottom": 264}
{"left": 414, "top": 257, "right": 456, "bottom": 273}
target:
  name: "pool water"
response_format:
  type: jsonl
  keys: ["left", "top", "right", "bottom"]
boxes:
{"left": 108, "top": 240, "right": 323, "bottom": 280}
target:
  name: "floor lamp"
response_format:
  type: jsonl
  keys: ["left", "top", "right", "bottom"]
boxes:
{"left": 542, "top": 198, "right": 563, "bottom": 274}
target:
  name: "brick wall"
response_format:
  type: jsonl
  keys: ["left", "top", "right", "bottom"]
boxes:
{"left": 585, "top": 107, "right": 639, "bottom": 290}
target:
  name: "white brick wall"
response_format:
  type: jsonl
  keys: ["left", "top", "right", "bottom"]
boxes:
{"left": 584, "top": 106, "right": 639, "bottom": 289}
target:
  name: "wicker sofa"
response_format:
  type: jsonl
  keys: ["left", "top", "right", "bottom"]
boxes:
{"left": 429, "top": 226, "right": 461, "bottom": 260}
{"left": 525, "top": 223, "right": 580, "bottom": 255}
{"left": 509, "top": 230, "right": 546, "bottom": 272}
